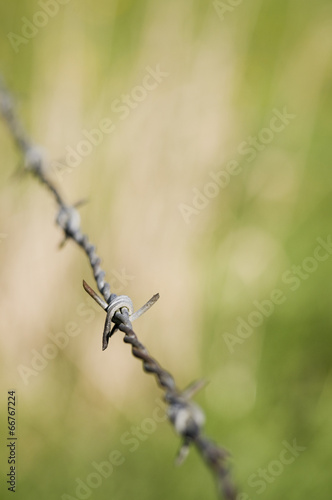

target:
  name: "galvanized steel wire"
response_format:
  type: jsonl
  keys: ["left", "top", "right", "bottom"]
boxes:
{"left": 0, "top": 78, "right": 237, "bottom": 500}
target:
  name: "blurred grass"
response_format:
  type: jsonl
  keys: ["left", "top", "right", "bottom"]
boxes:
{"left": 1, "top": 0, "right": 332, "bottom": 499}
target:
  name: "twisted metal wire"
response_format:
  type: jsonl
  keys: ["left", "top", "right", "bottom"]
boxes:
{"left": 0, "top": 78, "right": 237, "bottom": 500}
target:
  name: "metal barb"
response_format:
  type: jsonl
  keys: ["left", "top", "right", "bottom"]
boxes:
{"left": 83, "top": 280, "right": 108, "bottom": 310}
{"left": 175, "top": 439, "right": 190, "bottom": 466}
{"left": 130, "top": 293, "right": 160, "bottom": 321}
{"left": 182, "top": 379, "right": 208, "bottom": 400}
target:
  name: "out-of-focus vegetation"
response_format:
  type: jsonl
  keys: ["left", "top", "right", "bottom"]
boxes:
{"left": 1, "top": 1, "right": 332, "bottom": 499}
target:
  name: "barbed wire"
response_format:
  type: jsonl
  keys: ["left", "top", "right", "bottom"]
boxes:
{"left": 0, "top": 77, "right": 237, "bottom": 500}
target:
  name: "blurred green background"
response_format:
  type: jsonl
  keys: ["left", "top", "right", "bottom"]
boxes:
{"left": 1, "top": 0, "right": 332, "bottom": 499}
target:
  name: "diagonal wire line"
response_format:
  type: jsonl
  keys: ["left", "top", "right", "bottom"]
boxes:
{"left": 0, "top": 77, "right": 237, "bottom": 500}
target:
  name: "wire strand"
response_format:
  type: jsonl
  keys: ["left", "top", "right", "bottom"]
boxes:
{"left": 0, "top": 77, "right": 237, "bottom": 500}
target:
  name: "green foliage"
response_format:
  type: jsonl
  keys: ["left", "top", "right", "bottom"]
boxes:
{"left": 1, "top": 0, "right": 331, "bottom": 499}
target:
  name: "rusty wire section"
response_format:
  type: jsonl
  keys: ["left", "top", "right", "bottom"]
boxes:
{"left": 0, "top": 78, "right": 237, "bottom": 500}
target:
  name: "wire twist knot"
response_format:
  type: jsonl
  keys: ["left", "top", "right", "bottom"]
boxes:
{"left": 83, "top": 280, "right": 159, "bottom": 350}
{"left": 166, "top": 380, "right": 207, "bottom": 465}
{"left": 56, "top": 205, "right": 81, "bottom": 236}
{"left": 107, "top": 295, "right": 134, "bottom": 321}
